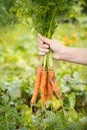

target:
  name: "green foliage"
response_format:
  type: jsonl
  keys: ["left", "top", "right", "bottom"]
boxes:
{"left": 0, "top": 104, "right": 21, "bottom": 130}
{"left": 12, "top": 0, "right": 77, "bottom": 37}
{"left": 0, "top": 5, "right": 87, "bottom": 129}
{"left": 0, "top": 0, "right": 17, "bottom": 26}
{"left": 0, "top": 22, "right": 87, "bottom": 129}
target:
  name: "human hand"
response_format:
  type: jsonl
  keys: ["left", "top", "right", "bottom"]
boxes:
{"left": 38, "top": 33, "right": 66, "bottom": 60}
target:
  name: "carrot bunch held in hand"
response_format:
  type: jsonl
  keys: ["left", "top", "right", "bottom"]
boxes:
{"left": 26, "top": 0, "right": 76, "bottom": 110}
{"left": 29, "top": 0, "right": 75, "bottom": 109}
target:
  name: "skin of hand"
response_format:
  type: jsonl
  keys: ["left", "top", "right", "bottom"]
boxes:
{"left": 38, "top": 33, "right": 65, "bottom": 60}
{"left": 38, "top": 33, "right": 87, "bottom": 65}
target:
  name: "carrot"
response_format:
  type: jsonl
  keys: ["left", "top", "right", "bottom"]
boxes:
{"left": 47, "top": 70, "right": 54, "bottom": 100}
{"left": 50, "top": 77, "right": 62, "bottom": 100}
{"left": 40, "top": 70, "right": 47, "bottom": 108}
{"left": 31, "top": 65, "right": 43, "bottom": 104}
{"left": 44, "top": 84, "right": 48, "bottom": 101}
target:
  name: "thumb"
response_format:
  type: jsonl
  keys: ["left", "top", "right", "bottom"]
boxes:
{"left": 52, "top": 52, "right": 60, "bottom": 60}
{"left": 38, "top": 33, "right": 51, "bottom": 46}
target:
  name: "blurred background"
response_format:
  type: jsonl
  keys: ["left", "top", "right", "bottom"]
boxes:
{"left": 0, "top": 0, "right": 87, "bottom": 130}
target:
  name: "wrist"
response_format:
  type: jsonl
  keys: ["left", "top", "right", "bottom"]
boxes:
{"left": 58, "top": 46, "right": 68, "bottom": 60}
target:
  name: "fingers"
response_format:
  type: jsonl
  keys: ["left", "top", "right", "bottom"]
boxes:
{"left": 38, "top": 47, "right": 49, "bottom": 55}
{"left": 38, "top": 38, "right": 49, "bottom": 55}
{"left": 38, "top": 33, "right": 51, "bottom": 46}
{"left": 38, "top": 33, "right": 52, "bottom": 56}
{"left": 38, "top": 39, "right": 49, "bottom": 49}
{"left": 38, "top": 47, "right": 49, "bottom": 53}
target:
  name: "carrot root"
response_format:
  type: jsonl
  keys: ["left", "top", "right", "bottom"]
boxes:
{"left": 50, "top": 78, "right": 62, "bottom": 100}
{"left": 40, "top": 70, "right": 47, "bottom": 108}
{"left": 31, "top": 65, "right": 43, "bottom": 104}
{"left": 47, "top": 70, "right": 54, "bottom": 100}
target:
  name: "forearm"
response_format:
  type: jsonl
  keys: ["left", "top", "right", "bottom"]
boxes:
{"left": 60, "top": 47, "right": 87, "bottom": 65}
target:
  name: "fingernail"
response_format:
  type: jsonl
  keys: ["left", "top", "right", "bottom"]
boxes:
{"left": 46, "top": 45, "right": 49, "bottom": 48}
{"left": 40, "top": 41, "right": 43, "bottom": 44}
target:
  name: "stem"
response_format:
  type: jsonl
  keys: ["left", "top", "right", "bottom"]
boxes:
{"left": 47, "top": 49, "right": 53, "bottom": 70}
{"left": 43, "top": 54, "right": 47, "bottom": 70}
{"left": 47, "top": 4, "right": 59, "bottom": 38}
{"left": 46, "top": 6, "right": 59, "bottom": 70}
{"left": 42, "top": 3, "right": 59, "bottom": 70}
{"left": 41, "top": 56, "right": 44, "bottom": 66}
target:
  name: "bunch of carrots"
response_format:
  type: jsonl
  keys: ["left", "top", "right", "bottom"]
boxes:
{"left": 27, "top": 0, "right": 75, "bottom": 109}
{"left": 31, "top": 63, "right": 62, "bottom": 109}
{"left": 13, "top": 0, "right": 76, "bottom": 109}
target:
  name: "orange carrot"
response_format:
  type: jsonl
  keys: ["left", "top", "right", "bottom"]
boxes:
{"left": 31, "top": 65, "right": 43, "bottom": 104}
{"left": 40, "top": 70, "right": 47, "bottom": 108}
{"left": 44, "top": 84, "right": 48, "bottom": 101}
{"left": 47, "top": 70, "right": 54, "bottom": 100}
{"left": 50, "top": 77, "right": 62, "bottom": 100}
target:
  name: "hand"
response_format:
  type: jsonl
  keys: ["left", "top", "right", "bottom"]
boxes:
{"left": 38, "top": 33, "right": 66, "bottom": 60}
